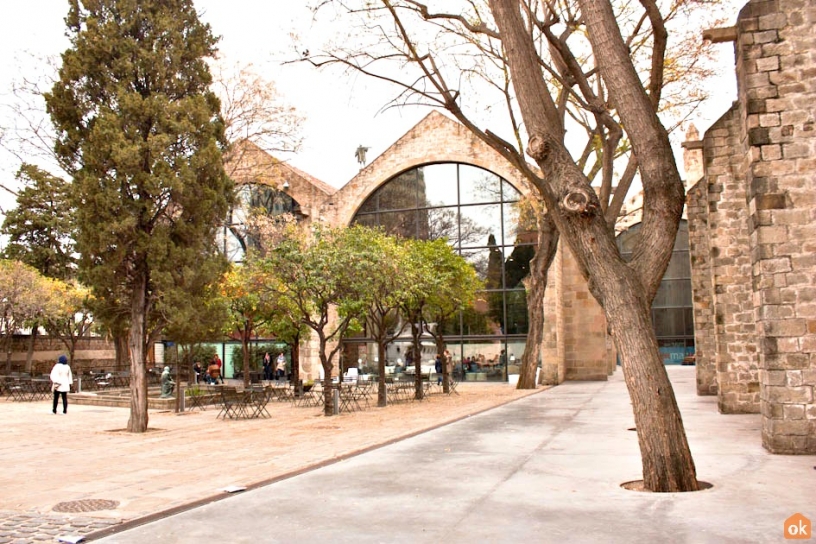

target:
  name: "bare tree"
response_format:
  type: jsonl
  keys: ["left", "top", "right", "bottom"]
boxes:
{"left": 306, "top": 0, "right": 733, "bottom": 492}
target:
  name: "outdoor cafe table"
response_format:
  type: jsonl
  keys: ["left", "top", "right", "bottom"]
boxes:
{"left": 216, "top": 386, "right": 271, "bottom": 420}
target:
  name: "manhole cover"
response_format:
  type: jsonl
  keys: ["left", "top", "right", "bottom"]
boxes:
{"left": 53, "top": 499, "right": 120, "bottom": 513}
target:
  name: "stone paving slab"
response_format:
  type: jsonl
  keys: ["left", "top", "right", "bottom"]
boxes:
{"left": 0, "top": 382, "right": 537, "bottom": 542}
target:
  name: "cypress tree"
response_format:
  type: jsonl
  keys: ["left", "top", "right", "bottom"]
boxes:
{"left": 45, "top": 0, "right": 233, "bottom": 432}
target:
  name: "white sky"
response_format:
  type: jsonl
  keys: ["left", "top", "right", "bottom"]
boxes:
{"left": 0, "top": 1, "right": 739, "bottom": 216}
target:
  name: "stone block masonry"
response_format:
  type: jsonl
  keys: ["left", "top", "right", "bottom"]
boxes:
{"left": 687, "top": 0, "right": 816, "bottom": 453}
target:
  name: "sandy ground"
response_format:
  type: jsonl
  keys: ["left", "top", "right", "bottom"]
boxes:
{"left": 0, "top": 382, "right": 542, "bottom": 522}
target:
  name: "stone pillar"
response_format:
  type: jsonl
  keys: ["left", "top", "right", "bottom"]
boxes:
{"left": 735, "top": 0, "right": 815, "bottom": 453}
{"left": 541, "top": 242, "right": 613, "bottom": 381}
{"left": 686, "top": 179, "right": 718, "bottom": 396}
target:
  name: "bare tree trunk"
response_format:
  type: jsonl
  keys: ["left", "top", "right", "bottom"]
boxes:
{"left": 518, "top": 212, "right": 559, "bottom": 388}
{"left": 377, "top": 340, "right": 387, "bottom": 407}
{"left": 410, "top": 321, "right": 424, "bottom": 400}
{"left": 114, "top": 331, "right": 128, "bottom": 370}
{"left": 126, "top": 273, "right": 149, "bottom": 433}
{"left": 242, "top": 323, "right": 251, "bottom": 389}
{"left": 25, "top": 326, "right": 37, "bottom": 374}
{"left": 291, "top": 332, "right": 300, "bottom": 387}
{"left": 488, "top": 0, "right": 697, "bottom": 492}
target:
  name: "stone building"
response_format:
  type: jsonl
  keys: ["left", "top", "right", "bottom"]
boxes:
{"left": 685, "top": 0, "right": 815, "bottom": 453}
{"left": 228, "top": 0, "right": 814, "bottom": 454}
{"left": 227, "top": 111, "right": 615, "bottom": 386}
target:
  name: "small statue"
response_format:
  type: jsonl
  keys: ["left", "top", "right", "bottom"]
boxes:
{"left": 160, "top": 366, "right": 175, "bottom": 398}
{"left": 354, "top": 145, "right": 370, "bottom": 167}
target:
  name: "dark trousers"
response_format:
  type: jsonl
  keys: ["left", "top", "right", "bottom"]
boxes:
{"left": 52, "top": 391, "right": 67, "bottom": 413}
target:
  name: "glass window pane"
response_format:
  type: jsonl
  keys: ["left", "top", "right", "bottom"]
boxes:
{"left": 653, "top": 279, "right": 691, "bottom": 307}
{"left": 674, "top": 221, "right": 689, "bottom": 250}
{"left": 504, "top": 244, "right": 535, "bottom": 289}
{"left": 653, "top": 308, "right": 685, "bottom": 337}
{"left": 378, "top": 210, "right": 417, "bottom": 238}
{"left": 419, "top": 164, "right": 458, "bottom": 207}
{"left": 459, "top": 339, "right": 506, "bottom": 381}
{"left": 378, "top": 170, "right": 417, "bottom": 211}
{"left": 352, "top": 214, "right": 379, "bottom": 228}
{"left": 459, "top": 204, "right": 502, "bottom": 248}
{"left": 684, "top": 308, "right": 695, "bottom": 336}
{"left": 462, "top": 247, "right": 505, "bottom": 287}
{"left": 505, "top": 290, "right": 529, "bottom": 334}
{"left": 502, "top": 202, "right": 536, "bottom": 248}
{"left": 460, "top": 165, "right": 501, "bottom": 204}
{"left": 357, "top": 193, "right": 378, "bottom": 214}
{"left": 502, "top": 179, "right": 522, "bottom": 201}
{"left": 663, "top": 252, "right": 691, "bottom": 279}
{"left": 417, "top": 207, "right": 458, "bottom": 242}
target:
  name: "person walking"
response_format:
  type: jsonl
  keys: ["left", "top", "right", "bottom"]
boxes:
{"left": 50, "top": 355, "right": 73, "bottom": 415}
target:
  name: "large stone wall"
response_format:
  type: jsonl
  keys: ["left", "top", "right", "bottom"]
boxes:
{"left": 688, "top": 0, "right": 816, "bottom": 453}
{"left": 736, "top": 0, "right": 816, "bottom": 454}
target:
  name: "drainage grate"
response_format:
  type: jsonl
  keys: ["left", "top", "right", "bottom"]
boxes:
{"left": 52, "top": 499, "right": 120, "bottom": 513}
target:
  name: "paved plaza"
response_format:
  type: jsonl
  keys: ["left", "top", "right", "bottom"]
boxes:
{"left": 1, "top": 367, "right": 814, "bottom": 543}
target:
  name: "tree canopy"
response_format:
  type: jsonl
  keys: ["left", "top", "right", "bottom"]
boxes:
{"left": 45, "top": 0, "right": 233, "bottom": 432}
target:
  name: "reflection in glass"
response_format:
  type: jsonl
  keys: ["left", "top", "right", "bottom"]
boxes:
{"left": 458, "top": 204, "right": 501, "bottom": 248}
{"left": 378, "top": 210, "right": 418, "bottom": 238}
{"left": 461, "top": 248, "right": 494, "bottom": 284}
{"left": 421, "top": 164, "right": 458, "bottom": 207}
{"left": 346, "top": 162, "right": 534, "bottom": 381}
{"left": 459, "top": 339, "right": 506, "bottom": 381}
{"left": 504, "top": 290, "right": 529, "bottom": 334}
{"left": 504, "top": 244, "right": 535, "bottom": 289}
{"left": 352, "top": 214, "right": 379, "bottom": 229}
{"left": 501, "top": 179, "right": 521, "bottom": 201}
{"left": 417, "top": 207, "right": 458, "bottom": 242}
{"left": 378, "top": 170, "right": 417, "bottom": 211}
{"left": 460, "top": 165, "right": 501, "bottom": 204}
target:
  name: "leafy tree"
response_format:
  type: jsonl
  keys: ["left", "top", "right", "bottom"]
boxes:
{"left": 396, "top": 238, "right": 463, "bottom": 400}
{"left": 308, "top": 0, "right": 732, "bottom": 491}
{"left": 356, "top": 229, "right": 410, "bottom": 406}
{"left": 45, "top": 0, "right": 233, "bottom": 432}
{"left": 1, "top": 164, "right": 76, "bottom": 280}
{"left": 41, "top": 279, "right": 94, "bottom": 366}
{"left": 422, "top": 242, "right": 483, "bottom": 393}
{"left": 219, "top": 260, "right": 278, "bottom": 388}
{"left": 0, "top": 260, "right": 49, "bottom": 373}
{"left": 260, "top": 224, "right": 378, "bottom": 415}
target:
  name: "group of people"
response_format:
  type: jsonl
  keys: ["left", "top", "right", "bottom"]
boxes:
{"left": 192, "top": 354, "right": 224, "bottom": 385}
{"left": 189, "top": 352, "right": 287, "bottom": 384}
{"left": 263, "top": 352, "right": 287, "bottom": 381}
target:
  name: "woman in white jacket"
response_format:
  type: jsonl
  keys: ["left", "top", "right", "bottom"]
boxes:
{"left": 50, "top": 355, "right": 73, "bottom": 415}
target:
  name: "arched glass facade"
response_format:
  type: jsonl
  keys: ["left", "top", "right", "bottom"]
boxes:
{"left": 617, "top": 220, "right": 694, "bottom": 364}
{"left": 347, "top": 163, "right": 535, "bottom": 381}
{"left": 221, "top": 183, "right": 303, "bottom": 263}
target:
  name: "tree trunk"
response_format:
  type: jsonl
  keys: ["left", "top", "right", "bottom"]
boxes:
{"left": 25, "top": 326, "right": 37, "bottom": 374}
{"left": 518, "top": 212, "right": 559, "bottom": 388}
{"left": 242, "top": 322, "right": 251, "bottom": 389}
{"left": 291, "top": 332, "right": 300, "bottom": 387}
{"left": 114, "top": 330, "right": 128, "bottom": 370}
{"left": 126, "top": 273, "right": 149, "bottom": 433}
{"left": 377, "top": 340, "right": 387, "bottom": 407}
{"left": 320, "top": 336, "right": 335, "bottom": 417}
{"left": 411, "top": 320, "right": 423, "bottom": 400}
{"left": 601, "top": 269, "right": 699, "bottom": 491}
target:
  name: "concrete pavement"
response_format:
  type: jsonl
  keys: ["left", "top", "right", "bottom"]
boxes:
{"left": 91, "top": 367, "right": 815, "bottom": 543}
